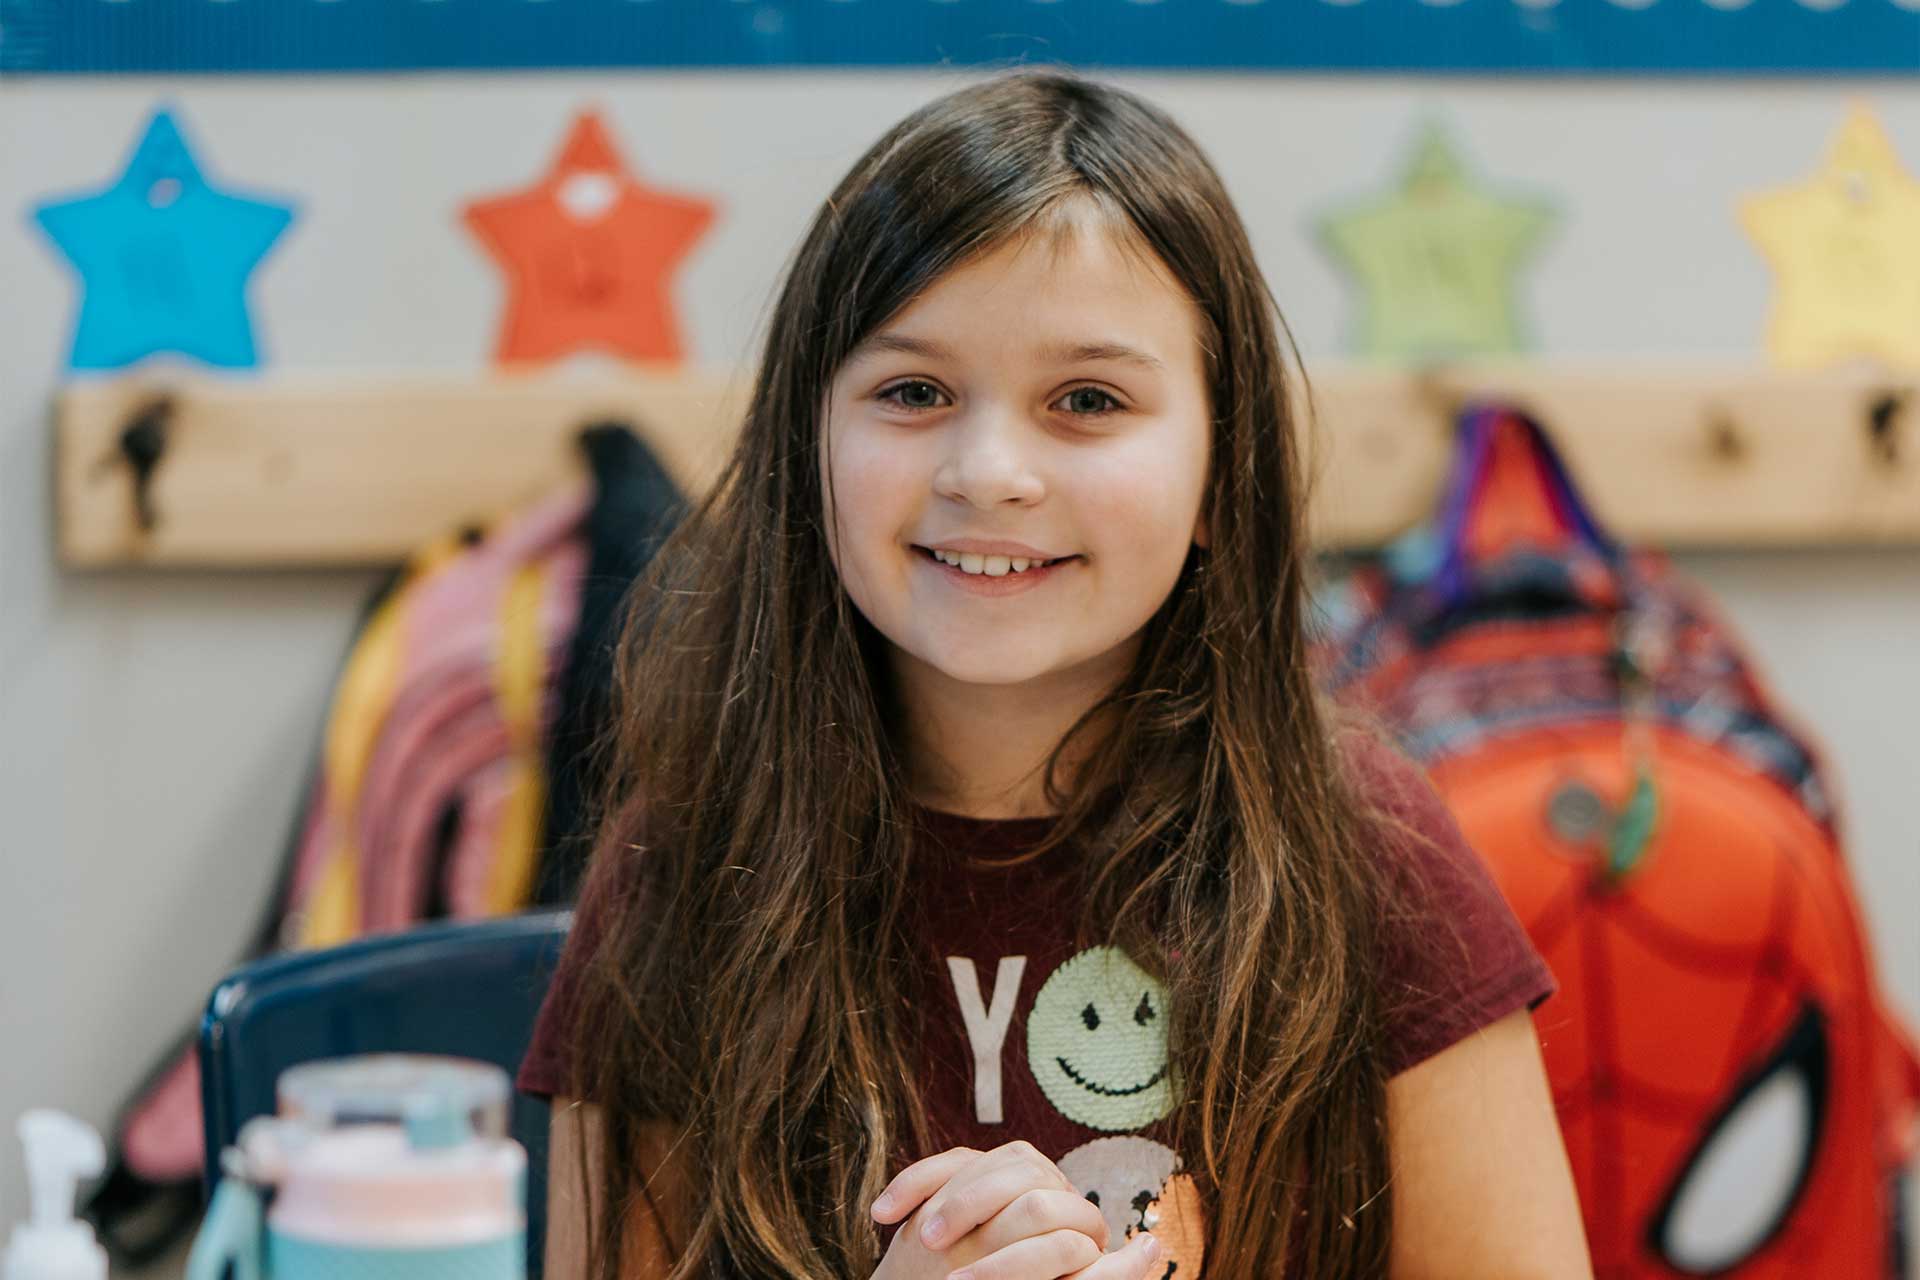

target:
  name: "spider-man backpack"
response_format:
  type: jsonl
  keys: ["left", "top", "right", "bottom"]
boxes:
{"left": 1318, "top": 404, "right": 1920, "bottom": 1278}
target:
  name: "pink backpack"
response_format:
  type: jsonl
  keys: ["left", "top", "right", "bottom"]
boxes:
{"left": 86, "top": 484, "right": 589, "bottom": 1264}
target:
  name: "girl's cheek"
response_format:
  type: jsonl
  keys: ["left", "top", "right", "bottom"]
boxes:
{"left": 820, "top": 420, "right": 881, "bottom": 539}
{"left": 839, "top": 433, "right": 926, "bottom": 517}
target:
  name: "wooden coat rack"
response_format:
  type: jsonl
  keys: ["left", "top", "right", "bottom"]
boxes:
{"left": 53, "top": 364, "right": 1920, "bottom": 568}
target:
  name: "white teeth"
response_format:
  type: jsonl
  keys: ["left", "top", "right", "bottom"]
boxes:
{"left": 928, "top": 548, "right": 1056, "bottom": 576}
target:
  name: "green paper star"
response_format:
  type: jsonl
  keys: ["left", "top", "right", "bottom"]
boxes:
{"left": 1317, "top": 124, "right": 1558, "bottom": 362}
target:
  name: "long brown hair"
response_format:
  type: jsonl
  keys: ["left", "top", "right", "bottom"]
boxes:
{"left": 567, "top": 67, "right": 1403, "bottom": 1277}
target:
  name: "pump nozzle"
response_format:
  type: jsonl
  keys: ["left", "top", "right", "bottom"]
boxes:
{"left": 5, "top": 1111, "right": 107, "bottom": 1280}
{"left": 20, "top": 1113, "right": 103, "bottom": 1231}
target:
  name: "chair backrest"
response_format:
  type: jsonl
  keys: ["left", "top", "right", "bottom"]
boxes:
{"left": 197, "top": 910, "right": 572, "bottom": 1277}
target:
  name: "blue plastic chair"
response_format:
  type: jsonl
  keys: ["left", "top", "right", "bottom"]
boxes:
{"left": 196, "top": 910, "right": 573, "bottom": 1278}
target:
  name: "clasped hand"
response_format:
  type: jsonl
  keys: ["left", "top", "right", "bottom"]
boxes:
{"left": 870, "top": 1141, "right": 1162, "bottom": 1280}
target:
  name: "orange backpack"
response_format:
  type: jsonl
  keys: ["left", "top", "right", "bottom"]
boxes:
{"left": 1320, "top": 405, "right": 1919, "bottom": 1277}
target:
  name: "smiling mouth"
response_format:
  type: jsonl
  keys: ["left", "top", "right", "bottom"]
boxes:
{"left": 913, "top": 545, "right": 1082, "bottom": 569}
{"left": 1056, "top": 1058, "right": 1167, "bottom": 1098}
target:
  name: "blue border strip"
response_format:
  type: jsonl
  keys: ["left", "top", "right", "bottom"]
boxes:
{"left": 2, "top": 0, "right": 1916, "bottom": 76}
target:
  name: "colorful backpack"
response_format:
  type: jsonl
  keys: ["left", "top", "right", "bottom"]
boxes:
{"left": 1319, "top": 404, "right": 1920, "bottom": 1278}
{"left": 84, "top": 424, "right": 684, "bottom": 1265}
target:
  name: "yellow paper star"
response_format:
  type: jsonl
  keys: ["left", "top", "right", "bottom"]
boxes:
{"left": 1740, "top": 105, "right": 1920, "bottom": 370}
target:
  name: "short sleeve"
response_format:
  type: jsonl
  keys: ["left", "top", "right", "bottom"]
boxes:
{"left": 1340, "top": 729, "right": 1559, "bottom": 1078}
{"left": 516, "top": 842, "right": 638, "bottom": 1101}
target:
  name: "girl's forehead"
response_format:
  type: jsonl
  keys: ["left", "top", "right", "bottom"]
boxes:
{"left": 970, "top": 207, "right": 1174, "bottom": 292}
{"left": 854, "top": 224, "right": 1198, "bottom": 362}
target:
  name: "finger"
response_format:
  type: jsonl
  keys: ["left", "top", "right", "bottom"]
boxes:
{"left": 965, "top": 1188, "right": 1110, "bottom": 1256}
{"left": 945, "top": 1228, "right": 1104, "bottom": 1280}
{"left": 873, "top": 1148, "right": 982, "bottom": 1225}
{"left": 918, "top": 1144, "right": 1074, "bottom": 1250}
{"left": 1067, "top": 1233, "right": 1163, "bottom": 1280}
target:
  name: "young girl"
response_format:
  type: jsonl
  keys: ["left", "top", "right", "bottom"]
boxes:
{"left": 517, "top": 69, "right": 1591, "bottom": 1279}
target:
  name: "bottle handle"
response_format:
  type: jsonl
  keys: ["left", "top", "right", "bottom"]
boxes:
{"left": 185, "top": 1176, "right": 265, "bottom": 1280}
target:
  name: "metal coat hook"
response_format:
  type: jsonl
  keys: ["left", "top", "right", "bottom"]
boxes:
{"left": 116, "top": 395, "right": 173, "bottom": 534}
{"left": 1411, "top": 362, "right": 1466, "bottom": 436}
{"left": 1704, "top": 404, "right": 1746, "bottom": 464}
{"left": 1866, "top": 389, "right": 1906, "bottom": 467}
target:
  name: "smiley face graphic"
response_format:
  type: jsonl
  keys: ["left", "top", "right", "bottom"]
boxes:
{"left": 1027, "top": 946, "right": 1177, "bottom": 1131}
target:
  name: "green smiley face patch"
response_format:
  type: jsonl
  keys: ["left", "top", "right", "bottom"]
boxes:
{"left": 1027, "top": 946, "right": 1177, "bottom": 1131}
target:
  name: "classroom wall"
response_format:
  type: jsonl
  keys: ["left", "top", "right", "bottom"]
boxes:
{"left": 1, "top": 71, "right": 1916, "bottom": 1273}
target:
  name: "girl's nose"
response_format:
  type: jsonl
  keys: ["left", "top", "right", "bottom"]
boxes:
{"left": 931, "top": 406, "right": 1045, "bottom": 508}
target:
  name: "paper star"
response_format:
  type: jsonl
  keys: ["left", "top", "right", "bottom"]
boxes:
{"left": 30, "top": 108, "right": 295, "bottom": 371}
{"left": 1317, "top": 124, "right": 1557, "bottom": 362}
{"left": 1740, "top": 105, "right": 1920, "bottom": 371}
{"left": 462, "top": 110, "right": 717, "bottom": 367}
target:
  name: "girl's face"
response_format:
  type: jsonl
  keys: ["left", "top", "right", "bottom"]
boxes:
{"left": 820, "top": 215, "right": 1212, "bottom": 698}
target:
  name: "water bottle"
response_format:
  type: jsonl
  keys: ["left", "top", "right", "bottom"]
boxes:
{"left": 186, "top": 1055, "right": 526, "bottom": 1280}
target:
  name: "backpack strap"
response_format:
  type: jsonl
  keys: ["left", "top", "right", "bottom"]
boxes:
{"left": 1428, "top": 402, "right": 1621, "bottom": 614}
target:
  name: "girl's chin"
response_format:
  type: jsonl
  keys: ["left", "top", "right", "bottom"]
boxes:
{"left": 926, "top": 659, "right": 1060, "bottom": 688}
{"left": 892, "top": 643, "right": 1061, "bottom": 689}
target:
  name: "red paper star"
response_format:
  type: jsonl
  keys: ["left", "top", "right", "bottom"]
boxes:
{"left": 462, "top": 110, "right": 716, "bottom": 366}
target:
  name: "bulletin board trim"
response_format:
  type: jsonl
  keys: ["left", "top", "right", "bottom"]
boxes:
{"left": 2, "top": 0, "right": 1918, "bottom": 77}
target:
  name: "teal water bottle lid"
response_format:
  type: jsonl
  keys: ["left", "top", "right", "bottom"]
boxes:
{"left": 278, "top": 1056, "right": 509, "bottom": 1148}
{"left": 403, "top": 1096, "right": 475, "bottom": 1153}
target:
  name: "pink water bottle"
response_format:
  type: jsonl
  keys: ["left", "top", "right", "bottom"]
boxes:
{"left": 186, "top": 1055, "right": 526, "bottom": 1280}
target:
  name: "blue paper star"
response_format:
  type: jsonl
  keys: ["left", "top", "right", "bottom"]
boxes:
{"left": 30, "top": 108, "right": 296, "bottom": 370}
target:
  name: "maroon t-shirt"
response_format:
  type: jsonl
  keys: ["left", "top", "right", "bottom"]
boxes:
{"left": 516, "top": 734, "right": 1556, "bottom": 1272}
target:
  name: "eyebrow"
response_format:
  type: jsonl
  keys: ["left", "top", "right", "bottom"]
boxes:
{"left": 850, "top": 331, "right": 1167, "bottom": 373}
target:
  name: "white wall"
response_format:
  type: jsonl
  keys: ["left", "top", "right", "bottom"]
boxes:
{"left": 2, "top": 71, "right": 1915, "bottom": 1273}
